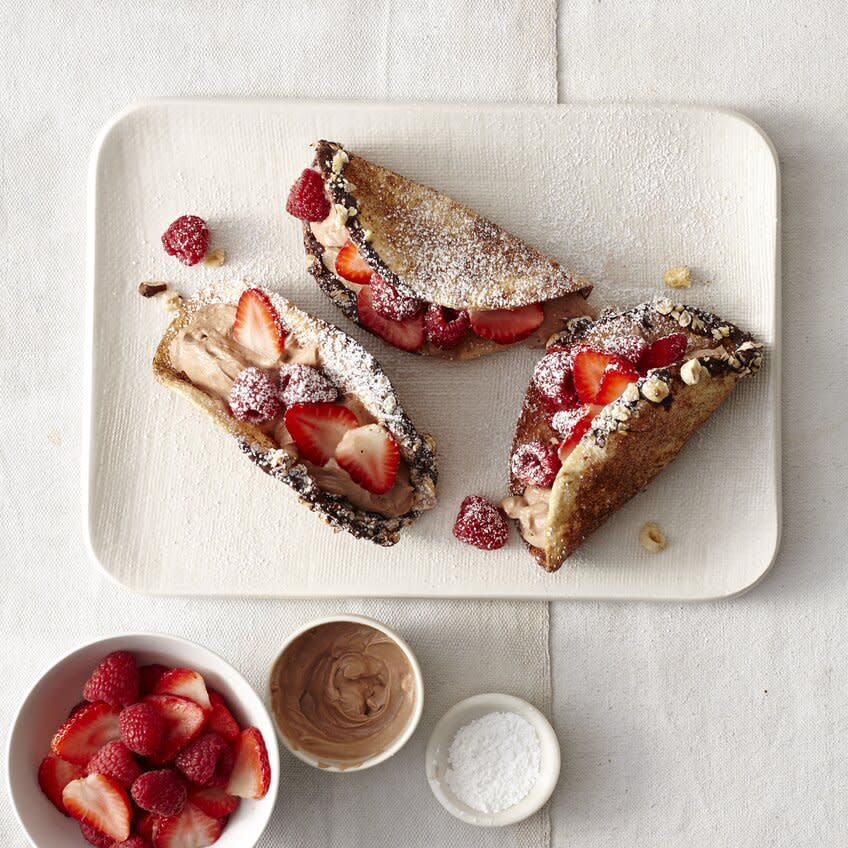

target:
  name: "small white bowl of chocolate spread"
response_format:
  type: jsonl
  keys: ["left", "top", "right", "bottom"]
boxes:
{"left": 268, "top": 615, "right": 423, "bottom": 772}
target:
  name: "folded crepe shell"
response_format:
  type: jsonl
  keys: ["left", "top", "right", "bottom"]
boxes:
{"left": 302, "top": 140, "right": 593, "bottom": 359}
{"left": 508, "top": 301, "right": 764, "bottom": 571}
{"left": 153, "top": 281, "right": 437, "bottom": 546}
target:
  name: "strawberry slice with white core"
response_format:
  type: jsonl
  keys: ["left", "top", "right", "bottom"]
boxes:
{"left": 38, "top": 754, "right": 86, "bottom": 814}
{"left": 226, "top": 727, "right": 271, "bottom": 800}
{"left": 153, "top": 802, "right": 224, "bottom": 848}
{"left": 284, "top": 402, "right": 359, "bottom": 466}
{"left": 468, "top": 303, "right": 545, "bottom": 345}
{"left": 205, "top": 690, "right": 240, "bottom": 742}
{"left": 335, "top": 240, "right": 373, "bottom": 284}
{"left": 557, "top": 405, "right": 601, "bottom": 461}
{"left": 232, "top": 288, "right": 285, "bottom": 366}
{"left": 153, "top": 668, "right": 212, "bottom": 712}
{"left": 143, "top": 695, "right": 207, "bottom": 765}
{"left": 356, "top": 285, "right": 425, "bottom": 352}
{"left": 188, "top": 785, "right": 240, "bottom": 818}
{"left": 51, "top": 702, "right": 122, "bottom": 764}
{"left": 62, "top": 773, "right": 132, "bottom": 842}
{"left": 595, "top": 360, "right": 639, "bottom": 404}
{"left": 334, "top": 424, "right": 400, "bottom": 495}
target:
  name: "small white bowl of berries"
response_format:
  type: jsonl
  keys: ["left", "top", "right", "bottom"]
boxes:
{"left": 5, "top": 633, "right": 279, "bottom": 848}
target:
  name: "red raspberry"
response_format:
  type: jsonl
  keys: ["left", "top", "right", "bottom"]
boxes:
{"left": 551, "top": 407, "right": 589, "bottom": 438}
{"left": 138, "top": 664, "right": 168, "bottom": 696}
{"left": 228, "top": 367, "right": 281, "bottom": 423}
{"left": 286, "top": 168, "right": 330, "bottom": 221}
{"left": 131, "top": 769, "right": 186, "bottom": 817}
{"left": 161, "top": 215, "right": 209, "bottom": 266}
{"left": 119, "top": 702, "right": 164, "bottom": 757}
{"left": 510, "top": 442, "right": 561, "bottom": 487}
{"left": 174, "top": 733, "right": 229, "bottom": 786}
{"left": 423, "top": 304, "right": 470, "bottom": 349}
{"left": 533, "top": 350, "right": 578, "bottom": 408}
{"left": 83, "top": 651, "right": 139, "bottom": 706}
{"left": 452, "top": 496, "right": 509, "bottom": 551}
{"left": 80, "top": 821, "right": 115, "bottom": 847}
{"left": 86, "top": 740, "right": 142, "bottom": 789}
{"left": 209, "top": 742, "right": 235, "bottom": 788}
{"left": 279, "top": 363, "right": 338, "bottom": 405}
{"left": 370, "top": 274, "right": 424, "bottom": 320}
{"left": 109, "top": 837, "right": 149, "bottom": 848}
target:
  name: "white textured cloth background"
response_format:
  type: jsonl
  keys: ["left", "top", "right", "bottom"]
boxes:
{"left": 0, "top": 2, "right": 554, "bottom": 847}
{"left": 2, "top": 2, "right": 847, "bottom": 847}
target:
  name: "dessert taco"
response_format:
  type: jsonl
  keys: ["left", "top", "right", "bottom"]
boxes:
{"left": 502, "top": 299, "right": 764, "bottom": 570}
{"left": 154, "top": 282, "right": 437, "bottom": 546}
{"left": 286, "top": 140, "right": 593, "bottom": 359}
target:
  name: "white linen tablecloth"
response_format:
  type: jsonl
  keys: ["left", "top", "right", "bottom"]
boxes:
{"left": 3, "top": 2, "right": 848, "bottom": 847}
{"left": 0, "top": 2, "right": 555, "bottom": 847}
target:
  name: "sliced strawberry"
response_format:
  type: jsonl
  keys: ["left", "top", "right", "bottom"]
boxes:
{"left": 232, "top": 288, "right": 285, "bottom": 364}
{"left": 356, "top": 285, "right": 425, "bottom": 352}
{"left": 284, "top": 402, "right": 359, "bottom": 466}
{"left": 143, "top": 695, "right": 207, "bottom": 765}
{"left": 153, "top": 669, "right": 211, "bottom": 712}
{"left": 206, "top": 691, "right": 240, "bottom": 743}
{"left": 334, "top": 424, "right": 400, "bottom": 495}
{"left": 557, "top": 405, "right": 602, "bottom": 461}
{"left": 154, "top": 803, "right": 223, "bottom": 848}
{"left": 595, "top": 360, "right": 639, "bottom": 404}
{"left": 139, "top": 664, "right": 169, "bottom": 697}
{"left": 226, "top": 727, "right": 271, "bottom": 800}
{"left": 137, "top": 811, "right": 162, "bottom": 844}
{"left": 187, "top": 785, "right": 240, "bottom": 818}
{"left": 572, "top": 348, "right": 613, "bottom": 404}
{"left": 38, "top": 754, "right": 85, "bottom": 814}
{"left": 335, "top": 240, "right": 373, "bottom": 284}
{"left": 51, "top": 702, "right": 122, "bottom": 764}
{"left": 638, "top": 332, "right": 688, "bottom": 373}
{"left": 62, "top": 773, "right": 132, "bottom": 842}
{"left": 468, "top": 303, "right": 545, "bottom": 345}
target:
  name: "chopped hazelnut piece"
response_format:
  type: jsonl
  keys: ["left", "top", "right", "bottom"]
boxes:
{"left": 664, "top": 266, "right": 692, "bottom": 289}
{"left": 639, "top": 521, "right": 667, "bottom": 552}
{"left": 680, "top": 358, "right": 706, "bottom": 385}
{"left": 641, "top": 377, "right": 670, "bottom": 403}
{"left": 202, "top": 248, "right": 227, "bottom": 267}
{"left": 138, "top": 281, "right": 168, "bottom": 298}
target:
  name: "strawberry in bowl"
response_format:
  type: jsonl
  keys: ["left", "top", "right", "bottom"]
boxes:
{"left": 7, "top": 634, "right": 278, "bottom": 848}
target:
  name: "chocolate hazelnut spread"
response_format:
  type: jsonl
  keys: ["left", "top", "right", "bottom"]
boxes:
{"left": 169, "top": 304, "right": 414, "bottom": 518}
{"left": 501, "top": 486, "right": 551, "bottom": 549}
{"left": 270, "top": 621, "right": 417, "bottom": 769}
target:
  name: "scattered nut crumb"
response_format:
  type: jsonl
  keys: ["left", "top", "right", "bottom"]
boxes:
{"left": 664, "top": 266, "right": 691, "bottom": 289}
{"left": 138, "top": 282, "right": 168, "bottom": 298}
{"left": 161, "top": 291, "right": 183, "bottom": 313}
{"left": 639, "top": 521, "right": 667, "bottom": 553}
{"left": 641, "top": 377, "right": 670, "bottom": 403}
{"left": 202, "top": 248, "right": 226, "bottom": 267}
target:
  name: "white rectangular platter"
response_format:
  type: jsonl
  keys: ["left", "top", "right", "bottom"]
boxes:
{"left": 85, "top": 100, "right": 780, "bottom": 600}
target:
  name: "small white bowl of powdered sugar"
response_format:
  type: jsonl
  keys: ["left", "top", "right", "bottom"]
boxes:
{"left": 425, "top": 693, "right": 560, "bottom": 826}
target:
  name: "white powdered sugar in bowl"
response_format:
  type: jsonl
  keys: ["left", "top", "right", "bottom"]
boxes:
{"left": 445, "top": 711, "right": 542, "bottom": 813}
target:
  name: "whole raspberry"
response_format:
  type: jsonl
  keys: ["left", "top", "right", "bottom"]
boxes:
{"left": 174, "top": 733, "right": 229, "bottom": 786}
{"left": 533, "top": 350, "right": 578, "bottom": 408}
{"left": 83, "top": 651, "right": 139, "bottom": 706}
{"left": 370, "top": 274, "right": 424, "bottom": 320}
{"left": 131, "top": 769, "right": 187, "bottom": 817}
{"left": 119, "top": 702, "right": 164, "bottom": 757}
{"left": 86, "top": 740, "right": 142, "bottom": 789}
{"left": 109, "top": 837, "right": 150, "bottom": 848}
{"left": 161, "top": 215, "right": 209, "bottom": 266}
{"left": 551, "top": 408, "right": 588, "bottom": 439}
{"left": 80, "top": 821, "right": 115, "bottom": 848}
{"left": 138, "top": 663, "right": 168, "bottom": 696}
{"left": 423, "top": 304, "right": 470, "bottom": 350}
{"left": 286, "top": 168, "right": 330, "bottom": 221}
{"left": 209, "top": 742, "right": 235, "bottom": 788}
{"left": 279, "top": 363, "right": 338, "bottom": 405}
{"left": 228, "top": 367, "right": 281, "bottom": 423}
{"left": 510, "top": 441, "right": 562, "bottom": 487}
{"left": 452, "top": 496, "right": 509, "bottom": 551}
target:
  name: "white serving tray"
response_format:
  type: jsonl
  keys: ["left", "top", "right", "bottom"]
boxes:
{"left": 84, "top": 100, "right": 780, "bottom": 600}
